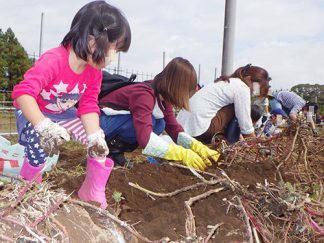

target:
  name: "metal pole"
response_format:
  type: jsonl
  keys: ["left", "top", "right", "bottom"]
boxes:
{"left": 198, "top": 64, "right": 201, "bottom": 84}
{"left": 214, "top": 67, "right": 217, "bottom": 80}
{"left": 163, "top": 51, "right": 166, "bottom": 69}
{"left": 117, "top": 52, "right": 121, "bottom": 74}
{"left": 39, "top": 12, "right": 44, "bottom": 57}
{"left": 221, "top": 0, "right": 237, "bottom": 76}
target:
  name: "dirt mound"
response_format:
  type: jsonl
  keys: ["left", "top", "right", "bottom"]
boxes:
{"left": 46, "top": 143, "right": 283, "bottom": 242}
{"left": 0, "top": 181, "right": 138, "bottom": 243}
{"left": 1, "top": 126, "right": 323, "bottom": 242}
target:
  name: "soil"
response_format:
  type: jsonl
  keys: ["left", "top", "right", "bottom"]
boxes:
{"left": 45, "top": 144, "right": 284, "bottom": 242}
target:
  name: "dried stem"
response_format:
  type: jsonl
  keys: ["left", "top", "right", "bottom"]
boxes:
{"left": 0, "top": 234, "right": 15, "bottom": 242}
{"left": 283, "top": 221, "right": 292, "bottom": 243}
{"left": 1, "top": 173, "right": 40, "bottom": 217}
{"left": 168, "top": 162, "right": 220, "bottom": 179}
{"left": 284, "top": 126, "right": 300, "bottom": 163}
{"left": 1, "top": 216, "right": 51, "bottom": 242}
{"left": 24, "top": 225, "right": 46, "bottom": 243}
{"left": 68, "top": 198, "right": 169, "bottom": 243}
{"left": 231, "top": 197, "right": 253, "bottom": 243}
{"left": 204, "top": 223, "right": 223, "bottom": 243}
{"left": 129, "top": 179, "right": 224, "bottom": 198}
{"left": 31, "top": 193, "right": 70, "bottom": 227}
{"left": 50, "top": 215, "right": 69, "bottom": 239}
{"left": 184, "top": 187, "right": 224, "bottom": 238}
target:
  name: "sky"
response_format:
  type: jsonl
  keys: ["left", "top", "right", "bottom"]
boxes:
{"left": 0, "top": 0, "right": 323, "bottom": 90}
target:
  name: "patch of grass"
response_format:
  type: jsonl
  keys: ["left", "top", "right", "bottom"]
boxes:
{"left": 48, "top": 162, "right": 85, "bottom": 179}
{"left": 66, "top": 163, "right": 86, "bottom": 177}
{"left": 0, "top": 111, "right": 17, "bottom": 133}
{"left": 4, "top": 135, "right": 18, "bottom": 144}
{"left": 63, "top": 140, "right": 85, "bottom": 149}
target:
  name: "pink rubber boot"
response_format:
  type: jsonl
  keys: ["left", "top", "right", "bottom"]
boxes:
{"left": 78, "top": 158, "right": 114, "bottom": 209}
{"left": 19, "top": 158, "right": 45, "bottom": 184}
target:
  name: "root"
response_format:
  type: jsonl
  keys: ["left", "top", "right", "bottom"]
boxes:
{"left": 68, "top": 198, "right": 170, "bottom": 243}
{"left": 129, "top": 179, "right": 225, "bottom": 198}
{"left": 184, "top": 187, "right": 224, "bottom": 239}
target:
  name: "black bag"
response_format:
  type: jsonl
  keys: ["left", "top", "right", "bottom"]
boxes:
{"left": 98, "top": 71, "right": 137, "bottom": 100}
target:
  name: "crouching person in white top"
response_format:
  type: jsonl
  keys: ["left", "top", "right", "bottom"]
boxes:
{"left": 177, "top": 64, "right": 271, "bottom": 144}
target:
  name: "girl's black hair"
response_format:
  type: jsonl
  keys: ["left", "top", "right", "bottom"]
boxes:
{"left": 61, "top": 0, "right": 131, "bottom": 65}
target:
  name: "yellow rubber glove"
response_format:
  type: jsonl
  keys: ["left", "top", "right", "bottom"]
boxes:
{"left": 164, "top": 144, "right": 207, "bottom": 171}
{"left": 177, "top": 132, "right": 220, "bottom": 167}
{"left": 191, "top": 140, "right": 220, "bottom": 165}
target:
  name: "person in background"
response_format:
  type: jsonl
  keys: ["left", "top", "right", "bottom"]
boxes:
{"left": 11, "top": 1, "right": 131, "bottom": 209}
{"left": 99, "top": 57, "right": 220, "bottom": 170}
{"left": 254, "top": 96, "right": 270, "bottom": 115}
{"left": 261, "top": 108, "right": 288, "bottom": 137}
{"left": 303, "top": 102, "right": 322, "bottom": 125}
{"left": 236, "top": 104, "right": 263, "bottom": 141}
{"left": 177, "top": 64, "right": 271, "bottom": 144}
{"left": 269, "top": 91, "right": 318, "bottom": 136}
{"left": 251, "top": 104, "right": 264, "bottom": 126}
{"left": 253, "top": 88, "right": 273, "bottom": 127}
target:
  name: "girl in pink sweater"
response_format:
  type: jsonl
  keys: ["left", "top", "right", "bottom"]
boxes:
{"left": 11, "top": 1, "right": 131, "bottom": 209}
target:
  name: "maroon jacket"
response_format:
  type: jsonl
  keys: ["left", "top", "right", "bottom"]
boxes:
{"left": 99, "top": 82, "right": 184, "bottom": 148}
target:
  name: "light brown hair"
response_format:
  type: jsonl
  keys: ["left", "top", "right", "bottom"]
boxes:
{"left": 153, "top": 57, "right": 197, "bottom": 110}
{"left": 216, "top": 64, "right": 271, "bottom": 96}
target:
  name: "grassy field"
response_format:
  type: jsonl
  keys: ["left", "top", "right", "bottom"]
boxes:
{"left": 0, "top": 110, "right": 17, "bottom": 134}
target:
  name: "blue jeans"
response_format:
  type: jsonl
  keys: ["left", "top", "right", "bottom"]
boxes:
{"left": 225, "top": 117, "right": 241, "bottom": 144}
{"left": 99, "top": 113, "right": 166, "bottom": 144}
{"left": 269, "top": 99, "right": 290, "bottom": 116}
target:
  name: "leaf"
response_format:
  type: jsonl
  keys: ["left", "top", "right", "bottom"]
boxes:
{"left": 112, "top": 191, "right": 124, "bottom": 203}
{"left": 285, "top": 182, "right": 295, "bottom": 193}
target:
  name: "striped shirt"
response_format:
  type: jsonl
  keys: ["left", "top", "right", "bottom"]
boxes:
{"left": 273, "top": 91, "right": 305, "bottom": 115}
{"left": 58, "top": 118, "right": 87, "bottom": 144}
{"left": 16, "top": 108, "right": 87, "bottom": 146}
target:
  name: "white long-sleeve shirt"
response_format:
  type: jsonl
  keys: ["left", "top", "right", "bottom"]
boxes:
{"left": 177, "top": 78, "right": 254, "bottom": 137}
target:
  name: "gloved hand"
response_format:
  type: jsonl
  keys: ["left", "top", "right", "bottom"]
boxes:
{"left": 87, "top": 129, "right": 109, "bottom": 158}
{"left": 177, "top": 132, "right": 220, "bottom": 167}
{"left": 312, "top": 128, "right": 319, "bottom": 137}
{"left": 164, "top": 144, "right": 207, "bottom": 170}
{"left": 142, "top": 132, "right": 207, "bottom": 170}
{"left": 34, "top": 118, "right": 70, "bottom": 156}
{"left": 191, "top": 140, "right": 220, "bottom": 165}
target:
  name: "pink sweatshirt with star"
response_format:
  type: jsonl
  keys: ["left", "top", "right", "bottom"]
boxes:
{"left": 12, "top": 46, "right": 102, "bottom": 117}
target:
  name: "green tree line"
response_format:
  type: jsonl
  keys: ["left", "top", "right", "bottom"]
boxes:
{"left": 0, "top": 28, "right": 32, "bottom": 96}
{"left": 291, "top": 83, "right": 324, "bottom": 114}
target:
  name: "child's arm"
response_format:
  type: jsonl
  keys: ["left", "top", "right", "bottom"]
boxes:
{"left": 15, "top": 95, "right": 46, "bottom": 126}
{"left": 80, "top": 113, "right": 100, "bottom": 135}
{"left": 81, "top": 113, "right": 109, "bottom": 158}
